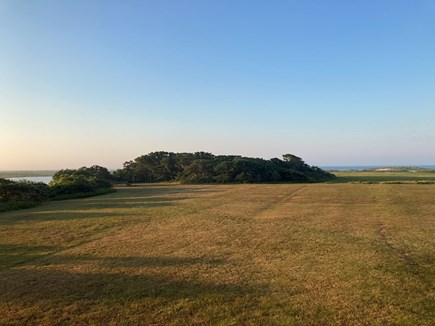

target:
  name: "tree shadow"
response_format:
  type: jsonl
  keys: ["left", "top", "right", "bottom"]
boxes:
{"left": 0, "top": 197, "right": 184, "bottom": 225}
{"left": 0, "top": 184, "right": 227, "bottom": 225}
{"left": 0, "top": 209, "right": 155, "bottom": 224}
{"left": 75, "top": 196, "right": 190, "bottom": 209}
{"left": 113, "top": 184, "right": 222, "bottom": 196}
{"left": 0, "top": 244, "right": 60, "bottom": 268}
{"left": 0, "top": 251, "right": 267, "bottom": 306}
{"left": 1, "top": 269, "right": 265, "bottom": 303}
{"left": 26, "top": 254, "right": 226, "bottom": 268}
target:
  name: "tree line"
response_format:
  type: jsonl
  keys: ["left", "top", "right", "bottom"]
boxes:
{"left": 112, "top": 152, "right": 335, "bottom": 184}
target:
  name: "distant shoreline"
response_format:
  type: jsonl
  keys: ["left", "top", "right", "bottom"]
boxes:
{"left": 321, "top": 165, "right": 435, "bottom": 171}
{"left": 0, "top": 171, "right": 57, "bottom": 178}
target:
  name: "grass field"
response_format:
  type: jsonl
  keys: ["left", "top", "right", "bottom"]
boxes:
{"left": 1, "top": 179, "right": 434, "bottom": 324}
{"left": 330, "top": 170, "right": 435, "bottom": 184}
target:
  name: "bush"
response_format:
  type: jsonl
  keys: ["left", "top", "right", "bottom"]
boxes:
{"left": 49, "top": 166, "right": 112, "bottom": 197}
{"left": 0, "top": 179, "right": 49, "bottom": 203}
{"left": 0, "top": 178, "right": 50, "bottom": 212}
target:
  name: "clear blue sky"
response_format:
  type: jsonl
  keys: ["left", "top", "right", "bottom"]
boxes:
{"left": 1, "top": 0, "right": 434, "bottom": 169}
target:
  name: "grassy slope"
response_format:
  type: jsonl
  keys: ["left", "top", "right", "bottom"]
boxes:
{"left": 0, "top": 181, "right": 434, "bottom": 325}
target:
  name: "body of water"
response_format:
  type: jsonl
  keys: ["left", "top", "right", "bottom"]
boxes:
{"left": 321, "top": 165, "right": 435, "bottom": 171}
{"left": 7, "top": 176, "right": 53, "bottom": 184}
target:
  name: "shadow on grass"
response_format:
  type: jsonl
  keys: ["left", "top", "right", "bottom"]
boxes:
{"left": 0, "top": 243, "right": 225, "bottom": 269}
{"left": 0, "top": 184, "right": 228, "bottom": 225}
{"left": 30, "top": 254, "right": 225, "bottom": 268}
{"left": 0, "top": 251, "right": 264, "bottom": 304}
{"left": 0, "top": 196, "right": 189, "bottom": 226}
{"left": 74, "top": 196, "right": 190, "bottom": 209}
{"left": 0, "top": 184, "right": 227, "bottom": 215}
{"left": 1, "top": 269, "right": 263, "bottom": 303}
{"left": 0, "top": 209, "right": 156, "bottom": 224}
{"left": 0, "top": 244, "right": 61, "bottom": 268}
{"left": 113, "top": 184, "right": 223, "bottom": 195}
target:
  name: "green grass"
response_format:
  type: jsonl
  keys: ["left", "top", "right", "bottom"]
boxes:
{"left": 331, "top": 170, "right": 435, "bottom": 183}
{"left": 0, "top": 181, "right": 434, "bottom": 324}
{"left": 0, "top": 200, "right": 41, "bottom": 213}
{"left": 50, "top": 188, "right": 116, "bottom": 201}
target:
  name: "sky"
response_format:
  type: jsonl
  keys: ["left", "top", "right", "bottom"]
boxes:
{"left": 1, "top": 0, "right": 434, "bottom": 170}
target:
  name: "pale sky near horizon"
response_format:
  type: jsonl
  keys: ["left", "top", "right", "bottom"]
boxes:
{"left": 1, "top": 0, "right": 434, "bottom": 170}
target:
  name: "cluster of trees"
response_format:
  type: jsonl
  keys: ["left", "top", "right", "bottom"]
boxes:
{"left": 0, "top": 166, "right": 113, "bottom": 212}
{"left": 112, "top": 152, "right": 335, "bottom": 184}
{"left": 50, "top": 166, "right": 112, "bottom": 197}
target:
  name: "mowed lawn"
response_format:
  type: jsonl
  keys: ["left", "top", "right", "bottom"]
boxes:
{"left": 0, "top": 183, "right": 434, "bottom": 325}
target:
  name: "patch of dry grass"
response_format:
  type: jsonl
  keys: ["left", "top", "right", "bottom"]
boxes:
{"left": 0, "top": 183, "right": 434, "bottom": 324}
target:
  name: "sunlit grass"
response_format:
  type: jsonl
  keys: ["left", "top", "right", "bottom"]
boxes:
{"left": 0, "top": 183, "right": 434, "bottom": 324}
{"left": 331, "top": 170, "right": 435, "bottom": 183}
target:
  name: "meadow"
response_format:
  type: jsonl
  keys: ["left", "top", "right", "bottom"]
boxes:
{"left": 330, "top": 170, "right": 435, "bottom": 184}
{"left": 0, "top": 173, "right": 434, "bottom": 324}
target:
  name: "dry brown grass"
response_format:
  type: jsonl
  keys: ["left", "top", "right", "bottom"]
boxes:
{"left": 0, "top": 183, "right": 434, "bottom": 325}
